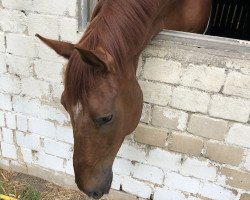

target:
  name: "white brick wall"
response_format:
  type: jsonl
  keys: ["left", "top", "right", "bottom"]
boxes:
{"left": 0, "top": 2, "right": 250, "bottom": 200}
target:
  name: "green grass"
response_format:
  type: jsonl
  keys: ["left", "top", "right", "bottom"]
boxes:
{"left": 20, "top": 187, "right": 40, "bottom": 200}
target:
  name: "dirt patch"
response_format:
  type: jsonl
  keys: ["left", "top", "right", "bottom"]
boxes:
{"left": 0, "top": 169, "right": 104, "bottom": 200}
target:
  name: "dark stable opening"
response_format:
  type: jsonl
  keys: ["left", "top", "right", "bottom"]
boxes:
{"left": 206, "top": 0, "right": 250, "bottom": 41}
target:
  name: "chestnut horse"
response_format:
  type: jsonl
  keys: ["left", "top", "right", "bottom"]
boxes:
{"left": 36, "top": 0, "right": 211, "bottom": 199}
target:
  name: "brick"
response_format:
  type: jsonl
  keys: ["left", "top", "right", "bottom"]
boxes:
{"left": 16, "top": 114, "right": 28, "bottom": 132}
{"left": 220, "top": 167, "right": 250, "bottom": 191}
{"left": 204, "top": 142, "right": 244, "bottom": 166}
{"left": 2, "top": 0, "right": 33, "bottom": 11}
{"left": 33, "top": 0, "right": 77, "bottom": 17}
{"left": 245, "top": 152, "right": 250, "bottom": 172}
{"left": 152, "top": 106, "right": 188, "bottom": 131}
{"left": 139, "top": 81, "right": 172, "bottom": 106}
{"left": 133, "top": 163, "right": 164, "bottom": 185}
{"left": 0, "top": 111, "right": 5, "bottom": 126}
{"left": 9, "top": 160, "right": 27, "bottom": 174}
{"left": 226, "top": 124, "right": 250, "bottom": 148}
{"left": 209, "top": 95, "right": 250, "bottom": 123}
{"left": 140, "top": 103, "right": 151, "bottom": 124}
{"left": 59, "top": 18, "right": 78, "bottom": 43}
{"left": 0, "top": 159, "right": 10, "bottom": 171}
{"left": 7, "top": 54, "right": 32, "bottom": 77}
{"left": 28, "top": 118, "right": 56, "bottom": 138}
{"left": 21, "top": 77, "right": 50, "bottom": 98}
{"left": 111, "top": 174, "right": 122, "bottom": 191}
{"left": 0, "top": 32, "right": 5, "bottom": 52}
{"left": 113, "top": 157, "right": 133, "bottom": 176}
{"left": 51, "top": 83, "right": 64, "bottom": 99}
{"left": 117, "top": 142, "right": 147, "bottom": 163}
{"left": 0, "top": 93, "right": 12, "bottom": 111}
{"left": 167, "top": 132, "right": 203, "bottom": 156}
{"left": 2, "top": 128, "right": 13, "bottom": 144}
{"left": 0, "top": 74, "right": 20, "bottom": 94}
{"left": 42, "top": 104, "right": 69, "bottom": 123}
{"left": 56, "top": 125, "right": 73, "bottom": 144}
{"left": 154, "top": 187, "right": 185, "bottom": 200}
{"left": 147, "top": 148, "right": 182, "bottom": 172}
{"left": 0, "top": 53, "right": 7, "bottom": 73}
{"left": 171, "top": 87, "right": 210, "bottom": 113}
{"left": 188, "top": 115, "right": 227, "bottom": 141}
{"left": 16, "top": 131, "right": 41, "bottom": 151}
{"left": 180, "top": 158, "right": 217, "bottom": 181}
{"left": 181, "top": 64, "right": 225, "bottom": 92}
{"left": 64, "top": 159, "right": 74, "bottom": 176}
{"left": 224, "top": 72, "right": 250, "bottom": 99}
{"left": 20, "top": 148, "right": 33, "bottom": 164}
{"left": 34, "top": 60, "right": 64, "bottom": 83}
{"left": 28, "top": 13, "right": 59, "bottom": 40}
{"left": 44, "top": 138, "right": 73, "bottom": 159}
{"left": 241, "top": 194, "right": 250, "bottom": 200}
{"left": 122, "top": 177, "right": 152, "bottom": 199}
{"left": 134, "top": 124, "right": 168, "bottom": 148}
{"left": 6, "top": 34, "right": 36, "bottom": 57}
{"left": 5, "top": 112, "right": 16, "bottom": 129}
{"left": 108, "top": 190, "right": 137, "bottom": 200}
{"left": 165, "top": 172, "right": 201, "bottom": 194}
{"left": 34, "top": 152, "right": 64, "bottom": 172}
{"left": 143, "top": 58, "right": 182, "bottom": 84}
{"left": 0, "top": 10, "right": 27, "bottom": 33}
{"left": 1, "top": 142, "right": 17, "bottom": 159}
{"left": 200, "top": 182, "right": 237, "bottom": 200}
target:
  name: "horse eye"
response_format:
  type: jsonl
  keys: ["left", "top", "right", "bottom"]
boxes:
{"left": 95, "top": 115, "right": 113, "bottom": 126}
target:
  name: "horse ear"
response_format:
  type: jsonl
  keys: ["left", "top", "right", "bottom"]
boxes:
{"left": 35, "top": 34, "right": 75, "bottom": 59}
{"left": 74, "top": 46, "right": 107, "bottom": 70}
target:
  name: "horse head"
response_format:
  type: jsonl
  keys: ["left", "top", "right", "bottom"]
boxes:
{"left": 36, "top": 34, "right": 143, "bottom": 199}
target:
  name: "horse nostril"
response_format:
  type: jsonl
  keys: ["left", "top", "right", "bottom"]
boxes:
{"left": 89, "top": 191, "right": 103, "bottom": 199}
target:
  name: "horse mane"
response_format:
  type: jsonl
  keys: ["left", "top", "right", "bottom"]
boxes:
{"left": 64, "top": 0, "right": 157, "bottom": 106}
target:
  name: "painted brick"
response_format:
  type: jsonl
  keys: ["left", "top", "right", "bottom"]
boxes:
{"left": 16, "top": 131, "right": 41, "bottom": 151}
{"left": 44, "top": 138, "right": 73, "bottom": 159}
{"left": 59, "top": 18, "right": 78, "bottom": 43}
{"left": 21, "top": 77, "right": 50, "bottom": 99}
{"left": 117, "top": 142, "right": 147, "bottom": 163}
{"left": 20, "top": 148, "right": 33, "bottom": 164}
{"left": 209, "top": 95, "right": 250, "bottom": 122}
{"left": 111, "top": 174, "right": 122, "bottom": 191}
{"left": 0, "top": 74, "right": 20, "bottom": 94}
{"left": 241, "top": 194, "right": 250, "bottom": 200}
{"left": 245, "top": 152, "right": 250, "bottom": 172}
{"left": 139, "top": 81, "right": 172, "bottom": 106}
{"left": 171, "top": 87, "right": 210, "bottom": 113}
{"left": 154, "top": 187, "right": 185, "bottom": 200}
{"left": 0, "top": 93, "right": 12, "bottom": 111}
{"left": 165, "top": 172, "right": 201, "bottom": 194}
{"left": 167, "top": 132, "right": 203, "bottom": 156}
{"left": 188, "top": 114, "right": 227, "bottom": 141}
{"left": 0, "top": 111, "right": 5, "bottom": 126}
{"left": 0, "top": 32, "right": 5, "bottom": 52}
{"left": 42, "top": 104, "right": 69, "bottom": 123}
{"left": 28, "top": 13, "right": 59, "bottom": 40}
{"left": 122, "top": 177, "right": 152, "bottom": 199}
{"left": 34, "top": 152, "right": 64, "bottom": 172}
{"left": 0, "top": 53, "right": 6, "bottom": 73}
{"left": 2, "top": 128, "right": 13, "bottom": 144}
{"left": 5, "top": 112, "right": 16, "bottom": 129}
{"left": 200, "top": 182, "right": 237, "bottom": 200}
{"left": 64, "top": 159, "right": 74, "bottom": 176}
{"left": 223, "top": 71, "right": 250, "bottom": 99}
{"left": 2, "top": 0, "right": 33, "bottom": 11}
{"left": 204, "top": 142, "right": 244, "bottom": 166}
{"left": 152, "top": 106, "right": 188, "bottom": 131}
{"left": 140, "top": 103, "right": 151, "bottom": 124}
{"left": 226, "top": 124, "right": 250, "bottom": 148}
{"left": 56, "top": 125, "right": 73, "bottom": 144}
{"left": 181, "top": 64, "right": 225, "bottom": 92}
{"left": 28, "top": 118, "right": 56, "bottom": 138}
{"left": 6, "top": 33, "right": 36, "bottom": 57}
{"left": 113, "top": 157, "right": 134, "bottom": 176}
{"left": 134, "top": 124, "right": 168, "bottom": 148}
{"left": 7, "top": 54, "right": 32, "bottom": 77}
{"left": 147, "top": 148, "right": 181, "bottom": 172}
{"left": 220, "top": 167, "right": 250, "bottom": 191}
{"left": 16, "top": 114, "right": 28, "bottom": 132}
{"left": 1, "top": 142, "right": 17, "bottom": 159}
{"left": 133, "top": 163, "right": 164, "bottom": 185}
{"left": 51, "top": 83, "right": 64, "bottom": 99}
{"left": 0, "top": 10, "right": 27, "bottom": 33}
{"left": 34, "top": 60, "right": 64, "bottom": 83}
{"left": 0, "top": 159, "right": 10, "bottom": 171}
{"left": 143, "top": 58, "right": 182, "bottom": 84}
{"left": 180, "top": 158, "right": 217, "bottom": 181}
{"left": 33, "top": 0, "right": 77, "bottom": 17}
